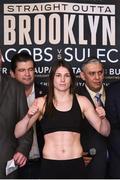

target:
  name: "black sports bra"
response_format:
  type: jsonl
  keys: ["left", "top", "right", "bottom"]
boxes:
{"left": 40, "top": 94, "right": 84, "bottom": 135}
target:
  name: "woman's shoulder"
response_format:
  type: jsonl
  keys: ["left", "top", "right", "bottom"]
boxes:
{"left": 75, "top": 93, "right": 90, "bottom": 102}
{"left": 75, "top": 93, "right": 93, "bottom": 111}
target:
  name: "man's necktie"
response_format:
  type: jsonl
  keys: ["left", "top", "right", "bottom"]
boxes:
{"left": 95, "top": 93, "right": 104, "bottom": 107}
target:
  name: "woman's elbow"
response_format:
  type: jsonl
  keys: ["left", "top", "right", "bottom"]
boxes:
{"left": 14, "top": 131, "right": 19, "bottom": 138}
{"left": 14, "top": 124, "right": 24, "bottom": 138}
{"left": 14, "top": 127, "right": 20, "bottom": 138}
{"left": 105, "top": 124, "right": 111, "bottom": 137}
{"left": 102, "top": 123, "right": 111, "bottom": 137}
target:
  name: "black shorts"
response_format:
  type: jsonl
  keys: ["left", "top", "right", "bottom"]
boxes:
{"left": 40, "top": 157, "right": 85, "bottom": 179}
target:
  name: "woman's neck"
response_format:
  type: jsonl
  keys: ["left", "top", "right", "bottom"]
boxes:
{"left": 54, "top": 90, "right": 73, "bottom": 103}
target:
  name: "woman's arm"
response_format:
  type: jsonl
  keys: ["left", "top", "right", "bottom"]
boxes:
{"left": 15, "top": 98, "right": 44, "bottom": 138}
{"left": 95, "top": 106, "right": 110, "bottom": 136}
{"left": 77, "top": 95, "right": 110, "bottom": 137}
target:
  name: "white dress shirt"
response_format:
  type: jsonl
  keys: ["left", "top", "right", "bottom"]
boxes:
{"left": 85, "top": 85, "right": 106, "bottom": 106}
{"left": 27, "top": 85, "right": 40, "bottom": 159}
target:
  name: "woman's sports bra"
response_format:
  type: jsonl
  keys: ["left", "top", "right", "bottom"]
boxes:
{"left": 40, "top": 94, "right": 84, "bottom": 135}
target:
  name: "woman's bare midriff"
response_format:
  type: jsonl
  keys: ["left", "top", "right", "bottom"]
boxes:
{"left": 42, "top": 131, "right": 83, "bottom": 160}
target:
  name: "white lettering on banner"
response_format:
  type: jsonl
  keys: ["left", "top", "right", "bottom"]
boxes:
{"left": 49, "top": 14, "right": 61, "bottom": 44}
{"left": 109, "top": 69, "right": 120, "bottom": 75}
{"left": 19, "top": 16, "right": 32, "bottom": 45}
{"left": 2, "top": 66, "right": 120, "bottom": 77}
{"left": 57, "top": 49, "right": 62, "bottom": 59}
{"left": 2, "top": 68, "right": 8, "bottom": 74}
{"left": 98, "top": 49, "right": 118, "bottom": 63}
{"left": 34, "top": 15, "right": 46, "bottom": 44}
{"left": 4, "top": 47, "right": 118, "bottom": 63}
{"left": 4, "top": 3, "right": 115, "bottom": 15}
{"left": 4, "top": 47, "right": 53, "bottom": 62}
{"left": 4, "top": 14, "right": 115, "bottom": 46}
{"left": 4, "top": 16, "right": 16, "bottom": 45}
{"left": 64, "top": 48, "right": 118, "bottom": 63}
{"left": 35, "top": 67, "right": 51, "bottom": 74}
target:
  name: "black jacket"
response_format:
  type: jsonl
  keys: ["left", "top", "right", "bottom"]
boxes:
{"left": 105, "top": 81, "right": 120, "bottom": 178}
{"left": 0, "top": 75, "right": 33, "bottom": 178}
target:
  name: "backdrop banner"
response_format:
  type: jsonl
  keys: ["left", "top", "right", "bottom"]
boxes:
{"left": 0, "top": 0, "right": 120, "bottom": 86}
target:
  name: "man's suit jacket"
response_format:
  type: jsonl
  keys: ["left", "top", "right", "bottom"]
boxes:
{"left": 0, "top": 75, "right": 33, "bottom": 178}
{"left": 105, "top": 81, "right": 120, "bottom": 178}
{"left": 76, "top": 85, "right": 107, "bottom": 178}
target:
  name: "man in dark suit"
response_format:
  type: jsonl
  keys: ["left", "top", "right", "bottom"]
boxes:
{"left": 0, "top": 50, "right": 33, "bottom": 178}
{"left": 76, "top": 57, "right": 108, "bottom": 178}
{"left": 10, "top": 52, "right": 47, "bottom": 178}
{"left": 105, "top": 81, "right": 120, "bottom": 178}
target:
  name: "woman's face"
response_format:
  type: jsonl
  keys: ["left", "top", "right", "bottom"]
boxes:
{"left": 53, "top": 66, "right": 71, "bottom": 92}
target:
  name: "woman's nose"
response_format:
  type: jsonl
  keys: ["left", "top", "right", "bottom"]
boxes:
{"left": 61, "top": 76, "right": 65, "bottom": 81}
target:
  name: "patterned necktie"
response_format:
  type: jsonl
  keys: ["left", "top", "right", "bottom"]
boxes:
{"left": 95, "top": 93, "right": 103, "bottom": 107}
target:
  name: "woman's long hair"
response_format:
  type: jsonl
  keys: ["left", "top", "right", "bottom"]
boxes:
{"left": 45, "top": 60, "right": 75, "bottom": 115}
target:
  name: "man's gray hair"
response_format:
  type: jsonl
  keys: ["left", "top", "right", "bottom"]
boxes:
{"left": 81, "top": 57, "right": 104, "bottom": 71}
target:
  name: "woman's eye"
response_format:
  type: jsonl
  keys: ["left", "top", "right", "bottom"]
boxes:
{"left": 55, "top": 74, "right": 60, "bottom": 77}
{"left": 66, "top": 74, "right": 70, "bottom": 77}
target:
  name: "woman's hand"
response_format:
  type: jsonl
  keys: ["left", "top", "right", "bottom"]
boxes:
{"left": 96, "top": 106, "right": 106, "bottom": 119}
{"left": 27, "top": 99, "right": 39, "bottom": 118}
